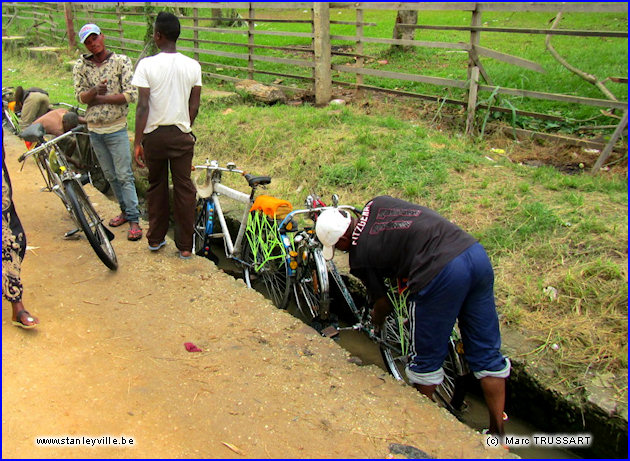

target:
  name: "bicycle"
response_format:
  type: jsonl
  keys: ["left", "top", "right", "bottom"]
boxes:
{"left": 17, "top": 123, "right": 118, "bottom": 270}
{"left": 2, "top": 86, "right": 20, "bottom": 134}
{"left": 192, "top": 166, "right": 469, "bottom": 413}
{"left": 284, "top": 196, "right": 470, "bottom": 414}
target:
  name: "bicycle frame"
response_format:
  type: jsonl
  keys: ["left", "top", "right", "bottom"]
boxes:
{"left": 18, "top": 127, "right": 117, "bottom": 269}
{"left": 193, "top": 160, "right": 266, "bottom": 261}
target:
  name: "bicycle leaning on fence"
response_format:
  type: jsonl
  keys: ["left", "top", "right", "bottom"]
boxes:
{"left": 17, "top": 123, "right": 118, "bottom": 270}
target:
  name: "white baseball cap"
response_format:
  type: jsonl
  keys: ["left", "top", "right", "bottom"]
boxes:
{"left": 79, "top": 24, "right": 101, "bottom": 44}
{"left": 315, "top": 209, "right": 351, "bottom": 260}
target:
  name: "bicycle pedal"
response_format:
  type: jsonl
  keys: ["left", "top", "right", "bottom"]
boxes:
{"left": 64, "top": 229, "right": 81, "bottom": 239}
{"left": 320, "top": 325, "right": 339, "bottom": 338}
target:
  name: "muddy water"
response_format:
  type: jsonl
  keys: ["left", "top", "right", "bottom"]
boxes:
{"left": 336, "top": 329, "right": 580, "bottom": 459}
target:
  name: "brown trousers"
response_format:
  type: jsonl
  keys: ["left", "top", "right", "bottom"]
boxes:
{"left": 142, "top": 126, "right": 196, "bottom": 252}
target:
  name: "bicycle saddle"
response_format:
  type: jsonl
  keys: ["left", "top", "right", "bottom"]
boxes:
{"left": 244, "top": 173, "right": 271, "bottom": 187}
{"left": 19, "top": 123, "right": 45, "bottom": 143}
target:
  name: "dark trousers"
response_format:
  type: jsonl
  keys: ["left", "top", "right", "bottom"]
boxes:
{"left": 142, "top": 126, "right": 196, "bottom": 252}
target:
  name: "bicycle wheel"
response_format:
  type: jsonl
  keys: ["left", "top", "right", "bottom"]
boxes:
{"left": 193, "top": 198, "right": 209, "bottom": 254}
{"left": 379, "top": 313, "right": 469, "bottom": 414}
{"left": 294, "top": 246, "right": 330, "bottom": 320}
{"left": 242, "top": 212, "right": 291, "bottom": 309}
{"left": 65, "top": 180, "right": 118, "bottom": 270}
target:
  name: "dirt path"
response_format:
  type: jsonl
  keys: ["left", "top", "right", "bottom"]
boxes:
{"left": 1, "top": 131, "right": 514, "bottom": 459}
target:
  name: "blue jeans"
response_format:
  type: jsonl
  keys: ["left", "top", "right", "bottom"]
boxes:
{"left": 89, "top": 128, "right": 140, "bottom": 223}
{"left": 405, "top": 243, "right": 510, "bottom": 385}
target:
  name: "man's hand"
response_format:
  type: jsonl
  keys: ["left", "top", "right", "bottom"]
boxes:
{"left": 134, "top": 144, "right": 146, "bottom": 168}
{"left": 97, "top": 79, "right": 108, "bottom": 95}
{"left": 369, "top": 295, "right": 394, "bottom": 329}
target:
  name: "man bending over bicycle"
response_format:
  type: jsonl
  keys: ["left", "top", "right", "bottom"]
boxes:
{"left": 315, "top": 195, "right": 510, "bottom": 436}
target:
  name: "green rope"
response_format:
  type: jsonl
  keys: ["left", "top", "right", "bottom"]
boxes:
{"left": 245, "top": 211, "right": 288, "bottom": 272}
{"left": 387, "top": 281, "right": 410, "bottom": 356}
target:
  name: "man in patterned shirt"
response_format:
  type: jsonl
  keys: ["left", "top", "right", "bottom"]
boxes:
{"left": 73, "top": 23, "right": 143, "bottom": 241}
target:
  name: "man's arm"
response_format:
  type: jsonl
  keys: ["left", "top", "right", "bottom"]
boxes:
{"left": 188, "top": 86, "right": 201, "bottom": 127}
{"left": 352, "top": 268, "right": 392, "bottom": 328}
{"left": 133, "top": 87, "right": 150, "bottom": 168}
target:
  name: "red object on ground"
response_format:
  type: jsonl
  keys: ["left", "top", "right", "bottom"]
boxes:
{"left": 184, "top": 342, "right": 202, "bottom": 352}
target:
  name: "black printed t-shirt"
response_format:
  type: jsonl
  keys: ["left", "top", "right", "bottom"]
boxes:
{"left": 349, "top": 196, "right": 477, "bottom": 301}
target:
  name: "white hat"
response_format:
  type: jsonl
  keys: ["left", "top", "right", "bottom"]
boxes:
{"left": 315, "top": 209, "right": 351, "bottom": 260}
{"left": 79, "top": 24, "right": 101, "bottom": 44}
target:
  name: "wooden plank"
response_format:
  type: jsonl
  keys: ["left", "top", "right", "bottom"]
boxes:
{"left": 331, "top": 34, "right": 470, "bottom": 50}
{"left": 198, "top": 60, "right": 314, "bottom": 82}
{"left": 333, "top": 65, "right": 469, "bottom": 89}
{"left": 332, "top": 79, "right": 468, "bottom": 106}
{"left": 497, "top": 125, "right": 628, "bottom": 154}
{"left": 401, "top": 24, "right": 627, "bottom": 38}
{"left": 474, "top": 45, "right": 545, "bottom": 73}
{"left": 178, "top": 36, "right": 314, "bottom": 54}
{"left": 478, "top": 84, "right": 629, "bottom": 110}
{"left": 179, "top": 44, "right": 315, "bottom": 68}
{"left": 475, "top": 2, "right": 628, "bottom": 13}
{"left": 592, "top": 111, "right": 628, "bottom": 173}
{"left": 333, "top": 3, "right": 477, "bottom": 12}
{"left": 331, "top": 2, "right": 626, "bottom": 13}
{"left": 120, "top": 3, "right": 315, "bottom": 10}
{"left": 330, "top": 20, "right": 377, "bottom": 26}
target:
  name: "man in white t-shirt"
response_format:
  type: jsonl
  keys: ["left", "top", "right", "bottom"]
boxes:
{"left": 132, "top": 11, "right": 202, "bottom": 259}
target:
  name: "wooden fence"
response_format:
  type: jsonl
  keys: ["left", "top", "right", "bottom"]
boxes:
{"left": 2, "top": 2, "right": 627, "bottom": 168}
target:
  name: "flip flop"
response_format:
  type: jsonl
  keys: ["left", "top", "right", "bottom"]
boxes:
{"left": 127, "top": 226, "right": 143, "bottom": 241}
{"left": 109, "top": 214, "right": 128, "bottom": 227}
{"left": 12, "top": 310, "right": 38, "bottom": 329}
{"left": 148, "top": 240, "right": 167, "bottom": 251}
{"left": 179, "top": 251, "right": 193, "bottom": 260}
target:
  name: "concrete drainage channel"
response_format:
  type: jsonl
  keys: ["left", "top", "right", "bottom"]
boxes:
{"left": 201, "top": 229, "right": 626, "bottom": 459}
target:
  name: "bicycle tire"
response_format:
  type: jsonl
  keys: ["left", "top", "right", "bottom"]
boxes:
{"left": 242, "top": 212, "right": 291, "bottom": 309}
{"left": 379, "top": 311, "right": 469, "bottom": 414}
{"left": 294, "top": 246, "right": 330, "bottom": 321}
{"left": 65, "top": 180, "right": 118, "bottom": 270}
{"left": 193, "top": 198, "right": 209, "bottom": 255}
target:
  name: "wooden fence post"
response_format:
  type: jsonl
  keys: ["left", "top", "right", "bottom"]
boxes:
{"left": 313, "top": 2, "right": 331, "bottom": 106}
{"left": 64, "top": 3, "right": 76, "bottom": 50}
{"left": 193, "top": 7, "right": 199, "bottom": 62}
{"left": 116, "top": 4, "right": 124, "bottom": 51}
{"left": 591, "top": 111, "right": 628, "bottom": 173}
{"left": 466, "top": 66, "right": 480, "bottom": 135}
{"left": 248, "top": 4, "right": 255, "bottom": 79}
{"left": 355, "top": 8, "right": 364, "bottom": 93}
{"left": 468, "top": 4, "right": 481, "bottom": 80}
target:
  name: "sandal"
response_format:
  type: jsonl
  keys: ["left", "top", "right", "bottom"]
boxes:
{"left": 127, "top": 226, "right": 143, "bottom": 241}
{"left": 109, "top": 214, "right": 128, "bottom": 227}
{"left": 12, "top": 310, "right": 38, "bottom": 329}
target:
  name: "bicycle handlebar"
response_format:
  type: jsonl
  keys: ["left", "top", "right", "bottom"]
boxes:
{"left": 194, "top": 161, "right": 245, "bottom": 175}
{"left": 194, "top": 161, "right": 271, "bottom": 189}
{"left": 17, "top": 129, "right": 76, "bottom": 162}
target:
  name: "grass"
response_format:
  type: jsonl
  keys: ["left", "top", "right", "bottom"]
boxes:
{"left": 3, "top": 4, "right": 627, "bottom": 128}
{"left": 2, "top": 24, "right": 628, "bottom": 415}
